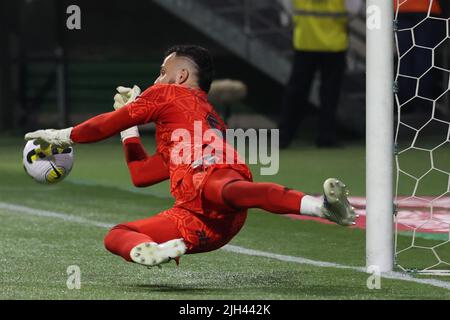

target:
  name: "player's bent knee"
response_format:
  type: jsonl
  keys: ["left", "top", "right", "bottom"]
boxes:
{"left": 131, "top": 177, "right": 148, "bottom": 188}
{"left": 103, "top": 224, "right": 134, "bottom": 252}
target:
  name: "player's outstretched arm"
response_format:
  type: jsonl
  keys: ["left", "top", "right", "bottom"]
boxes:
{"left": 24, "top": 85, "right": 148, "bottom": 147}
{"left": 24, "top": 105, "right": 146, "bottom": 147}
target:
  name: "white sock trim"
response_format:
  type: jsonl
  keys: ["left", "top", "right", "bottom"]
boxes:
{"left": 300, "top": 195, "right": 323, "bottom": 217}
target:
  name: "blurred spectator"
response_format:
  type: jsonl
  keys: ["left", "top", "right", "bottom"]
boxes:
{"left": 279, "top": 0, "right": 362, "bottom": 148}
{"left": 395, "top": 0, "right": 443, "bottom": 110}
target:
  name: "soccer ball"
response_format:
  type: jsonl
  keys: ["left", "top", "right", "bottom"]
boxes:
{"left": 22, "top": 140, "right": 74, "bottom": 184}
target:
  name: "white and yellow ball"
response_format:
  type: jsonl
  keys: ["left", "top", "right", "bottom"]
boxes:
{"left": 22, "top": 140, "right": 74, "bottom": 184}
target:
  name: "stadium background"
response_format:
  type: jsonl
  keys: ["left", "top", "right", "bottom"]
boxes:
{"left": 0, "top": 0, "right": 371, "bottom": 137}
{"left": 0, "top": 0, "right": 449, "bottom": 299}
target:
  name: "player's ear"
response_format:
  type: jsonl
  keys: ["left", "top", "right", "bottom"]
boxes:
{"left": 176, "top": 68, "right": 189, "bottom": 85}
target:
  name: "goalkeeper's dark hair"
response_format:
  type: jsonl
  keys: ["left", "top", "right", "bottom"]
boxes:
{"left": 165, "top": 45, "right": 215, "bottom": 93}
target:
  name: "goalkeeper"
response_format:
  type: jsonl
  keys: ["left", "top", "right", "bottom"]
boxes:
{"left": 25, "top": 45, "right": 356, "bottom": 267}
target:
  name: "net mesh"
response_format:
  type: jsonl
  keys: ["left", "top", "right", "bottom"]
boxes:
{"left": 394, "top": 0, "right": 450, "bottom": 275}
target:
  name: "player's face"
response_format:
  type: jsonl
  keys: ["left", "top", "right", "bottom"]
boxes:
{"left": 155, "top": 52, "right": 180, "bottom": 84}
{"left": 154, "top": 53, "right": 191, "bottom": 86}
{"left": 154, "top": 53, "right": 177, "bottom": 85}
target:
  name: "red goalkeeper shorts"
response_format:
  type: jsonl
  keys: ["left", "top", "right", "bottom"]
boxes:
{"left": 116, "top": 206, "right": 247, "bottom": 254}
{"left": 106, "top": 165, "right": 251, "bottom": 257}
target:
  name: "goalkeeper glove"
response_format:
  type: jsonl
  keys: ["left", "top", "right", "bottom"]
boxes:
{"left": 24, "top": 127, "right": 73, "bottom": 149}
{"left": 113, "top": 85, "right": 141, "bottom": 110}
{"left": 113, "top": 85, "right": 141, "bottom": 142}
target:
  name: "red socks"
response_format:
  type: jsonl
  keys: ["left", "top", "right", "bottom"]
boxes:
{"left": 105, "top": 169, "right": 306, "bottom": 263}
{"left": 203, "top": 168, "right": 304, "bottom": 214}
{"left": 104, "top": 225, "right": 153, "bottom": 262}
{"left": 222, "top": 180, "right": 304, "bottom": 214}
{"left": 104, "top": 215, "right": 182, "bottom": 261}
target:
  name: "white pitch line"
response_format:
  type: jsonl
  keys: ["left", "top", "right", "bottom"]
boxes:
{"left": 0, "top": 202, "right": 114, "bottom": 229}
{"left": 223, "top": 245, "right": 450, "bottom": 290}
{"left": 1, "top": 201, "right": 450, "bottom": 291}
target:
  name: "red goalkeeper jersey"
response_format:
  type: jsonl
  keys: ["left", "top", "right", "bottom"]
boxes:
{"left": 71, "top": 84, "right": 252, "bottom": 217}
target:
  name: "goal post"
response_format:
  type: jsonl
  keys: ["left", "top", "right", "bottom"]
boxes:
{"left": 366, "top": 0, "right": 395, "bottom": 273}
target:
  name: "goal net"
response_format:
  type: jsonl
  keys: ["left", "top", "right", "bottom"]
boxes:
{"left": 393, "top": 0, "right": 450, "bottom": 275}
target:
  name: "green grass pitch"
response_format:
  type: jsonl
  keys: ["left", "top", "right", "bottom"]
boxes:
{"left": 0, "top": 134, "right": 449, "bottom": 299}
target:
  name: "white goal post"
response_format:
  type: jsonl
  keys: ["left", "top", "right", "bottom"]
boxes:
{"left": 366, "top": 0, "right": 395, "bottom": 273}
{"left": 366, "top": 0, "right": 450, "bottom": 275}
